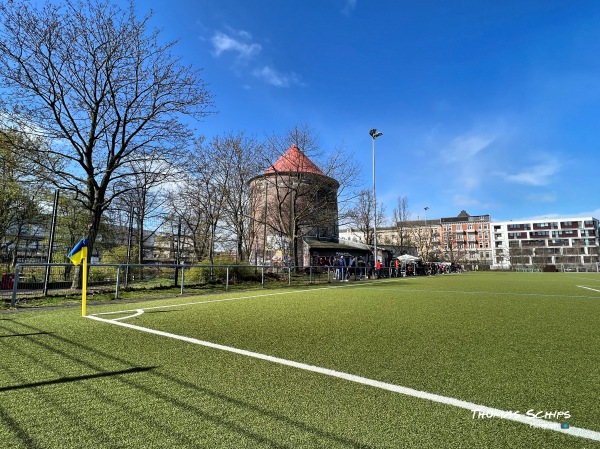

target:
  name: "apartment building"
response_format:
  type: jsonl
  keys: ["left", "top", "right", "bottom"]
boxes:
{"left": 440, "top": 211, "right": 492, "bottom": 266}
{"left": 340, "top": 210, "right": 492, "bottom": 267}
{"left": 492, "top": 217, "right": 600, "bottom": 270}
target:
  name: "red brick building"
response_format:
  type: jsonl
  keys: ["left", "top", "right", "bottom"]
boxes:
{"left": 248, "top": 144, "right": 340, "bottom": 266}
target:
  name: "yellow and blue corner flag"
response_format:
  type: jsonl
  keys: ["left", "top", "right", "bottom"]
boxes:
{"left": 68, "top": 238, "right": 88, "bottom": 266}
{"left": 68, "top": 238, "right": 89, "bottom": 316}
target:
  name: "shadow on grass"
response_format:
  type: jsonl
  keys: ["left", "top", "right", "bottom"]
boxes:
{"left": 0, "top": 366, "right": 155, "bottom": 392}
{"left": 0, "top": 331, "right": 53, "bottom": 338}
{"left": 3, "top": 319, "right": 374, "bottom": 449}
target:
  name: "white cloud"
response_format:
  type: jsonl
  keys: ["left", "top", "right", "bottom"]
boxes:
{"left": 210, "top": 31, "right": 261, "bottom": 60}
{"left": 526, "top": 193, "right": 556, "bottom": 203}
{"left": 443, "top": 134, "right": 496, "bottom": 163}
{"left": 452, "top": 194, "right": 481, "bottom": 208}
{"left": 432, "top": 131, "right": 496, "bottom": 193}
{"left": 252, "top": 66, "right": 302, "bottom": 88}
{"left": 209, "top": 28, "right": 303, "bottom": 88}
{"left": 342, "top": 0, "right": 357, "bottom": 16}
{"left": 503, "top": 160, "right": 561, "bottom": 186}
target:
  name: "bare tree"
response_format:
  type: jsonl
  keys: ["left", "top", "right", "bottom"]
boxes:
{"left": 391, "top": 195, "right": 412, "bottom": 254}
{"left": 211, "top": 133, "right": 263, "bottom": 263}
{"left": 0, "top": 130, "right": 47, "bottom": 268}
{"left": 345, "top": 189, "right": 386, "bottom": 246}
{"left": 260, "top": 125, "right": 360, "bottom": 267}
{"left": 167, "top": 184, "right": 211, "bottom": 263}
{"left": 114, "top": 157, "right": 178, "bottom": 264}
{"left": 0, "top": 0, "right": 213, "bottom": 259}
{"left": 167, "top": 138, "right": 228, "bottom": 265}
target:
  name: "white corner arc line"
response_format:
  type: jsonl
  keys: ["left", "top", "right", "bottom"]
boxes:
{"left": 85, "top": 314, "right": 600, "bottom": 443}
{"left": 91, "top": 281, "right": 377, "bottom": 318}
{"left": 111, "top": 309, "right": 145, "bottom": 321}
{"left": 577, "top": 285, "right": 600, "bottom": 293}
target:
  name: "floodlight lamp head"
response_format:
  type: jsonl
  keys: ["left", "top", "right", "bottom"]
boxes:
{"left": 370, "top": 129, "right": 383, "bottom": 139}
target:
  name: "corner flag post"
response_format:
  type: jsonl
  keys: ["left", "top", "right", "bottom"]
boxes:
{"left": 82, "top": 255, "right": 87, "bottom": 316}
{"left": 68, "top": 238, "right": 89, "bottom": 316}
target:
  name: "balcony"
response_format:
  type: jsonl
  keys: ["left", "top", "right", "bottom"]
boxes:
{"left": 560, "top": 221, "right": 580, "bottom": 229}
{"left": 533, "top": 222, "right": 558, "bottom": 230}
{"left": 522, "top": 239, "right": 547, "bottom": 247}
{"left": 552, "top": 230, "right": 578, "bottom": 238}
{"left": 548, "top": 239, "right": 570, "bottom": 247}
{"left": 507, "top": 224, "right": 531, "bottom": 231}
{"left": 572, "top": 239, "right": 593, "bottom": 247}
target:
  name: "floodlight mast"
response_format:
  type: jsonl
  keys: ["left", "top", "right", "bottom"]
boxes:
{"left": 424, "top": 206, "right": 429, "bottom": 264}
{"left": 370, "top": 129, "right": 383, "bottom": 267}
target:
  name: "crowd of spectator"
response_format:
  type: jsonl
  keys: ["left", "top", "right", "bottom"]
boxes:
{"left": 314, "top": 255, "right": 462, "bottom": 281}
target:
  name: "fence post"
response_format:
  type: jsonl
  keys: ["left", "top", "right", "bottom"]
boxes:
{"left": 115, "top": 265, "right": 121, "bottom": 300}
{"left": 288, "top": 267, "right": 291, "bottom": 285}
{"left": 226, "top": 266, "right": 230, "bottom": 291}
{"left": 10, "top": 264, "right": 21, "bottom": 307}
{"left": 261, "top": 265, "right": 265, "bottom": 288}
{"left": 180, "top": 263, "right": 185, "bottom": 295}
{"left": 43, "top": 189, "right": 60, "bottom": 296}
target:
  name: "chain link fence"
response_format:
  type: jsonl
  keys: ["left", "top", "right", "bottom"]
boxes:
{"left": 1, "top": 263, "right": 348, "bottom": 307}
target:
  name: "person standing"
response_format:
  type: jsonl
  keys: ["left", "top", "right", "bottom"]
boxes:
{"left": 376, "top": 259, "right": 382, "bottom": 279}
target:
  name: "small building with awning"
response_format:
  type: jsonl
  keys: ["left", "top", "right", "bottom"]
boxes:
{"left": 303, "top": 237, "right": 393, "bottom": 268}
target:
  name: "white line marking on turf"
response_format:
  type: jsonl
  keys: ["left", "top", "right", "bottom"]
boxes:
{"left": 358, "top": 288, "right": 599, "bottom": 300}
{"left": 86, "top": 314, "right": 600, "bottom": 443}
{"left": 565, "top": 275, "right": 600, "bottom": 283}
{"left": 577, "top": 285, "right": 600, "bottom": 294}
{"left": 92, "top": 281, "right": 380, "bottom": 318}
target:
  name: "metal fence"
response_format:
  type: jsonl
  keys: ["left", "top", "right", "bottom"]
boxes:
{"left": 559, "top": 263, "right": 600, "bottom": 273}
{"left": 1, "top": 263, "right": 361, "bottom": 307}
{"left": 510, "top": 263, "right": 600, "bottom": 273}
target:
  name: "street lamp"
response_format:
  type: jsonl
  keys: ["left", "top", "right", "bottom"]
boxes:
{"left": 370, "top": 128, "right": 383, "bottom": 266}
{"left": 424, "top": 206, "right": 429, "bottom": 263}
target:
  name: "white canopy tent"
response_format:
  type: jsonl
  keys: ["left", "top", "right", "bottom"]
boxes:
{"left": 393, "top": 254, "right": 421, "bottom": 276}
{"left": 394, "top": 254, "right": 421, "bottom": 262}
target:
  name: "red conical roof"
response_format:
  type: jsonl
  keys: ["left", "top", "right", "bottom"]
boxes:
{"left": 265, "top": 144, "right": 326, "bottom": 176}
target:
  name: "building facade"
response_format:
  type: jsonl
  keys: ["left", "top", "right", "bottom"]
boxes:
{"left": 440, "top": 211, "right": 492, "bottom": 267}
{"left": 248, "top": 144, "right": 340, "bottom": 266}
{"left": 340, "top": 210, "right": 492, "bottom": 268}
{"left": 491, "top": 217, "right": 600, "bottom": 270}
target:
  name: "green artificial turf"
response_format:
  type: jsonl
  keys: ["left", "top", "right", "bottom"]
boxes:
{"left": 1, "top": 272, "right": 599, "bottom": 448}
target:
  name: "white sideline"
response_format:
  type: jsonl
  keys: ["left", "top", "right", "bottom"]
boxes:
{"left": 577, "top": 285, "right": 600, "bottom": 293}
{"left": 86, "top": 314, "right": 600, "bottom": 443}
{"left": 92, "top": 281, "right": 381, "bottom": 317}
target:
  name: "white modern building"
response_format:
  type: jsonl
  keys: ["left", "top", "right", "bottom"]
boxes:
{"left": 491, "top": 216, "right": 600, "bottom": 270}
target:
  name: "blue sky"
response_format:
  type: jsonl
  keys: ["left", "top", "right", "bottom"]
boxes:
{"left": 131, "top": 0, "right": 600, "bottom": 223}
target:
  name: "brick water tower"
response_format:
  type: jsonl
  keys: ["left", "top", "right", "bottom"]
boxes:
{"left": 248, "top": 144, "right": 339, "bottom": 267}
